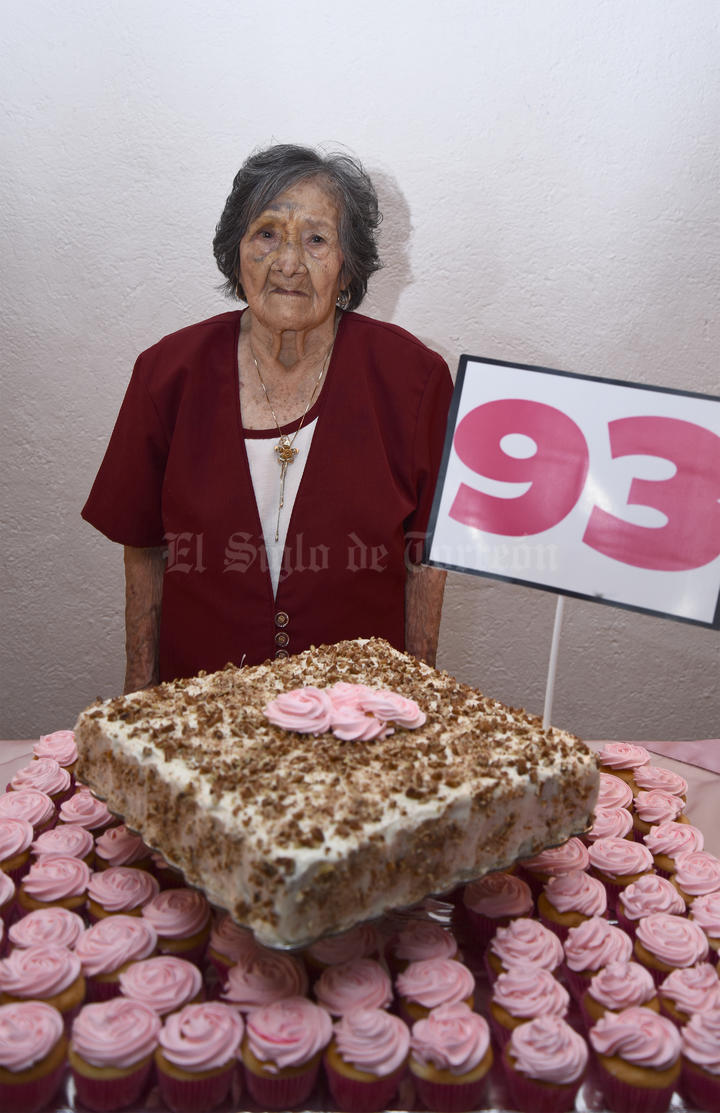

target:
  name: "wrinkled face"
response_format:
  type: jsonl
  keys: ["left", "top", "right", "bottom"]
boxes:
{"left": 238, "top": 177, "right": 345, "bottom": 334}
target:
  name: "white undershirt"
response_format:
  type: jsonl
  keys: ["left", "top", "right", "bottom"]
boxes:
{"left": 245, "top": 419, "right": 318, "bottom": 596}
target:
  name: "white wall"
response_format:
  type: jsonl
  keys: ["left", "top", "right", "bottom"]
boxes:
{"left": 2, "top": 0, "right": 718, "bottom": 740}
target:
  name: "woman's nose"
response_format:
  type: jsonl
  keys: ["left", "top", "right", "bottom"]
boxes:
{"left": 273, "top": 236, "right": 305, "bottom": 274}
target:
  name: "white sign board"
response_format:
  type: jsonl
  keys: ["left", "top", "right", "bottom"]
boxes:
{"left": 426, "top": 357, "right": 720, "bottom": 628}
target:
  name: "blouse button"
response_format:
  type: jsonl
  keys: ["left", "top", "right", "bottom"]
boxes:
{"left": 274, "top": 631, "right": 289, "bottom": 648}
{"left": 275, "top": 649, "right": 289, "bottom": 659}
{"left": 275, "top": 611, "right": 289, "bottom": 628}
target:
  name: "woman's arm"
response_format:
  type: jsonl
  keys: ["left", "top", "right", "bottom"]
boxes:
{"left": 123, "top": 545, "right": 166, "bottom": 693}
{"left": 405, "top": 564, "right": 447, "bottom": 667}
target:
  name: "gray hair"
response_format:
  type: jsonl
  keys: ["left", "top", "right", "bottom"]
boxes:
{"left": 213, "top": 144, "right": 382, "bottom": 311}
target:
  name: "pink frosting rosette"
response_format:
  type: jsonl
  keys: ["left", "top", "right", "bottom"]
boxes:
{"left": 10, "top": 759, "right": 71, "bottom": 800}
{"left": 388, "top": 920, "right": 458, "bottom": 966}
{"left": 0, "top": 816, "right": 33, "bottom": 861}
{"left": 208, "top": 913, "right": 258, "bottom": 964}
{"left": 21, "top": 854, "right": 90, "bottom": 901}
{"left": 588, "top": 835, "right": 653, "bottom": 878}
{"left": 0, "top": 1000, "right": 64, "bottom": 1072}
{"left": 636, "top": 912, "right": 709, "bottom": 969}
{"left": 411, "top": 1001, "right": 490, "bottom": 1074}
{"left": 681, "top": 1006, "right": 720, "bottom": 1073}
{"left": 58, "top": 788, "right": 114, "bottom": 831}
{"left": 265, "top": 682, "right": 426, "bottom": 741}
{"left": 507, "top": 1015, "right": 588, "bottom": 1083}
{"left": 660, "top": 964, "right": 720, "bottom": 1017}
{"left": 492, "top": 964, "right": 569, "bottom": 1020}
{"left": 0, "top": 788, "right": 55, "bottom": 832}
{"left": 88, "top": 866, "right": 160, "bottom": 913}
{"left": 597, "top": 773, "right": 634, "bottom": 810}
{"left": 264, "top": 686, "right": 334, "bottom": 734}
{"left": 597, "top": 742, "right": 650, "bottom": 771}
{"left": 564, "top": 917, "right": 633, "bottom": 973}
{"left": 522, "top": 837, "right": 589, "bottom": 877}
{"left": 71, "top": 997, "right": 161, "bottom": 1068}
{"left": 634, "top": 789, "right": 686, "bottom": 826}
{"left": 222, "top": 948, "right": 308, "bottom": 1010}
{"left": 9, "top": 907, "right": 85, "bottom": 950}
{"left": 690, "top": 891, "right": 720, "bottom": 942}
{"left": 618, "top": 874, "right": 686, "bottom": 926}
{"left": 489, "top": 916, "right": 564, "bottom": 973}
{"left": 0, "top": 871, "right": 15, "bottom": 912}
{"left": 396, "top": 958, "right": 474, "bottom": 1009}
{"left": 352, "top": 688, "right": 426, "bottom": 728}
{"left": 95, "top": 824, "right": 150, "bottom": 868}
{"left": 142, "top": 886, "right": 210, "bottom": 937}
{"left": 119, "top": 955, "right": 203, "bottom": 1015}
{"left": 246, "top": 996, "right": 332, "bottom": 1071}
{"left": 634, "top": 765, "right": 688, "bottom": 797}
{"left": 589, "top": 1005, "right": 681, "bottom": 1069}
{"left": 673, "top": 850, "right": 720, "bottom": 899}
{"left": 463, "top": 871, "right": 533, "bottom": 918}
{"left": 32, "top": 823, "right": 94, "bottom": 861}
{"left": 34, "top": 730, "right": 78, "bottom": 767}
{"left": 333, "top": 1007, "right": 409, "bottom": 1076}
{"left": 587, "top": 961, "right": 657, "bottom": 1010}
{"left": 587, "top": 806, "right": 634, "bottom": 842}
{"left": 75, "top": 914, "right": 158, "bottom": 976}
{"left": 306, "top": 922, "right": 380, "bottom": 967}
{"left": 543, "top": 869, "right": 607, "bottom": 916}
{"left": 315, "top": 958, "right": 392, "bottom": 1016}
{"left": 0, "top": 943, "right": 82, "bottom": 999}
{"left": 644, "top": 819, "right": 704, "bottom": 863}
{"left": 158, "top": 1001, "right": 244, "bottom": 1070}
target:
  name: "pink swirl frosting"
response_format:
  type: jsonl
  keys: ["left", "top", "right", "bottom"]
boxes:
{"left": 681, "top": 1007, "right": 720, "bottom": 1074}
{"left": 0, "top": 1001, "right": 64, "bottom": 1072}
{"left": 58, "top": 789, "right": 113, "bottom": 830}
{"left": 522, "top": 837, "right": 589, "bottom": 875}
{"left": 264, "top": 682, "right": 426, "bottom": 741}
{"left": 142, "top": 887, "right": 210, "bottom": 937}
{"left": 490, "top": 917, "right": 564, "bottom": 972}
{"left": 315, "top": 958, "right": 392, "bottom": 1016}
{"left": 588, "top": 807, "right": 634, "bottom": 842}
{"left": 508, "top": 1016, "right": 588, "bottom": 1084}
{"left": 353, "top": 689, "right": 426, "bottom": 728}
{"left": 634, "top": 765, "right": 688, "bottom": 797}
{"left": 588, "top": 836, "right": 653, "bottom": 877}
{"left": 644, "top": 820, "right": 704, "bottom": 858}
{"left": 492, "top": 965, "right": 569, "bottom": 1019}
{"left": 411, "top": 1002, "right": 490, "bottom": 1074}
{"left": 22, "top": 854, "right": 90, "bottom": 900}
{"left": 264, "top": 687, "right": 334, "bottom": 734}
{"left": 564, "top": 917, "right": 633, "bottom": 972}
{"left": 673, "top": 851, "right": 720, "bottom": 897}
{"left": 119, "top": 955, "right": 203, "bottom": 1014}
{"left": 246, "top": 996, "right": 332, "bottom": 1071}
{"left": 209, "top": 913, "right": 259, "bottom": 963}
{"left": 222, "top": 949, "right": 308, "bottom": 1009}
{"left": 396, "top": 958, "right": 474, "bottom": 1009}
{"left": 159, "top": 1002, "right": 244, "bottom": 1070}
{"left": 71, "top": 997, "right": 160, "bottom": 1068}
{"left": 463, "top": 872, "right": 533, "bottom": 918}
{"left": 0, "top": 943, "right": 81, "bottom": 998}
{"left": 0, "top": 788, "right": 55, "bottom": 830}
{"left": 597, "top": 773, "right": 634, "bottom": 811}
{"left": 0, "top": 872, "right": 14, "bottom": 906}
{"left": 618, "top": 874, "right": 686, "bottom": 921}
{"left": 634, "top": 790, "right": 686, "bottom": 825}
{"left": 597, "top": 743, "right": 650, "bottom": 770}
{"left": 588, "top": 961, "right": 657, "bottom": 1009}
{"left": 75, "top": 914, "right": 158, "bottom": 975}
{"left": 389, "top": 921, "right": 457, "bottom": 964}
{"left": 589, "top": 1005, "right": 681, "bottom": 1069}
{"left": 543, "top": 870, "right": 607, "bottom": 916}
{"left": 690, "top": 892, "right": 720, "bottom": 938}
{"left": 35, "top": 730, "right": 78, "bottom": 767}
{"left": 32, "top": 823, "right": 94, "bottom": 861}
{"left": 11, "top": 758, "right": 70, "bottom": 799}
{"left": 0, "top": 816, "right": 33, "bottom": 860}
{"left": 660, "top": 964, "right": 720, "bottom": 1016}
{"left": 307, "top": 923, "right": 380, "bottom": 966}
{"left": 88, "top": 866, "right": 160, "bottom": 912}
{"left": 95, "top": 824, "right": 150, "bottom": 867}
{"left": 636, "top": 912, "right": 709, "bottom": 966}
{"left": 333, "top": 1007, "right": 409, "bottom": 1076}
{"left": 9, "top": 907, "right": 85, "bottom": 950}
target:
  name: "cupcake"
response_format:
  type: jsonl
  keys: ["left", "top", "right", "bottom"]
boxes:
{"left": 616, "top": 874, "right": 686, "bottom": 938}
{"left": 633, "top": 790, "right": 687, "bottom": 841}
{"left": 581, "top": 961, "right": 659, "bottom": 1027}
{"left": 75, "top": 914, "right": 158, "bottom": 1001}
{"left": 585, "top": 806, "right": 634, "bottom": 844}
{"left": 0, "top": 817, "right": 34, "bottom": 883}
{"left": 17, "top": 854, "right": 90, "bottom": 915}
{"left": 87, "top": 866, "right": 160, "bottom": 920}
{"left": 0, "top": 944, "right": 85, "bottom": 1027}
{"left": 155, "top": 1001, "right": 244, "bottom": 1113}
{"left": 119, "top": 955, "right": 203, "bottom": 1017}
{"left": 222, "top": 947, "right": 308, "bottom": 1012}
{"left": 502, "top": 1015, "right": 588, "bottom": 1113}
{"left": 69, "top": 996, "right": 160, "bottom": 1111}
{"left": 659, "top": 963, "right": 720, "bottom": 1025}
{"left": 395, "top": 957, "right": 474, "bottom": 1023}
{"left": 589, "top": 1005, "right": 681, "bottom": 1113}
{"left": 0, "top": 1001, "right": 67, "bottom": 1113}
{"left": 461, "top": 871, "right": 533, "bottom": 950}
{"left": 597, "top": 772, "right": 634, "bottom": 811}
{"left": 58, "top": 788, "right": 115, "bottom": 833}
{"left": 205, "top": 912, "right": 258, "bottom": 980}
{"left": 410, "top": 1002, "right": 493, "bottom": 1113}
{"left": 587, "top": 835, "right": 653, "bottom": 911}
{"left": 384, "top": 919, "right": 458, "bottom": 975}
{"left": 9, "top": 760, "right": 72, "bottom": 808}
{"left": 680, "top": 1005, "right": 720, "bottom": 1112}
{"left": 241, "top": 995, "right": 332, "bottom": 1110}
{"left": 141, "top": 887, "right": 211, "bottom": 962}
{"left": 485, "top": 916, "right": 564, "bottom": 983}
{"left": 520, "top": 837, "right": 589, "bottom": 896}
{"left": 489, "top": 965, "right": 569, "bottom": 1046}
{"left": 151, "top": 852, "right": 184, "bottom": 890}
{"left": 304, "top": 922, "right": 381, "bottom": 979}
{"left": 563, "top": 916, "right": 633, "bottom": 1000}
{"left": 634, "top": 764, "right": 688, "bottom": 800}
{"left": 325, "top": 1007, "right": 409, "bottom": 1112}
{"left": 643, "top": 820, "right": 704, "bottom": 877}
{"left": 0, "top": 873, "right": 15, "bottom": 928}
{"left": 314, "top": 958, "right": 391, "bottom": 1017}
{"left": 537, "top": 869, "right": 607, "bottom": 941}
{"left": 672, "top": 850, "right": 720, "bottom": 904}
{"left": 690, "top": 891, "right": 720, "bottom": 959}
{"left": 0, "top": 790, "right": 56, "bottom": 837}
{"left": 596, "top": 742, "right": 650, "bottom": 789}
{"left": 9, "top": 907, "right": 85, "bottom": 951}
{"left": 94, "top": 825, "right": 153, "bottom": 871}
{"left": 634, "top": 912, "right": 709, "bottom": 986}
{"left": 34, "top": 730, "right": 78, "bottom": 776}
{"left": 32, "top": 823, "right": 95, "bottom": 867}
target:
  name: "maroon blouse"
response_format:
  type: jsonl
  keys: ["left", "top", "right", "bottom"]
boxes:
{"left": 82, "top": 309, "right": 453, "bottom": 680}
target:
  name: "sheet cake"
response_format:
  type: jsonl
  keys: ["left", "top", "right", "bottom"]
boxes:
{"left": 74, "top": 637, "right": 598, "bottom": 948}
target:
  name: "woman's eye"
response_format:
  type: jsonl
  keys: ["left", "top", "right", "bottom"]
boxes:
{"left": 309, "top": 234, "right": 326, "bottom": 245}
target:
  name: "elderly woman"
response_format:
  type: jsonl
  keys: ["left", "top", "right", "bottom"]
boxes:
{"left": 83, "top": 144, "right": 453, "bottom": 691}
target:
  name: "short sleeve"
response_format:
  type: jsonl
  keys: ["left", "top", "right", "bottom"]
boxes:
{"left": 405, "top": 356, "right": 454, "bottom": 565}
{"left": 81, "top": 352, "right": 170, "bottom": 547}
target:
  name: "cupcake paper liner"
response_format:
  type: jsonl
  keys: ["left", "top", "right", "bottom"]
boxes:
{"left": 244, "top": 1059, "right": 321, "bottom": 1111}
{"left": 156, "top": 1061, "right": 237, "bottom": 1113}
{"left": 0, "top": 1059, "right": 66, "bottom": 1113}
{"left": 593, "top": 1059, "right": 679, "bottom": 1113}
{"left": 680, "top": 1059, "right": 720, "bottom": 1113}
{"left": 501, "top": 1049, "right": 581, "bottom": 1113}
{"left": 70, "top": 1057, "right": 154, "bottom": 1112}
{"left": 325, "top": 1059, "right": 406, "bottom": 1112}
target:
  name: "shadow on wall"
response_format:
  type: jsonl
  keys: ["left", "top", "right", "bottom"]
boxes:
{"left": 362, "top": 167, "right": 413, "bottom": 325}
